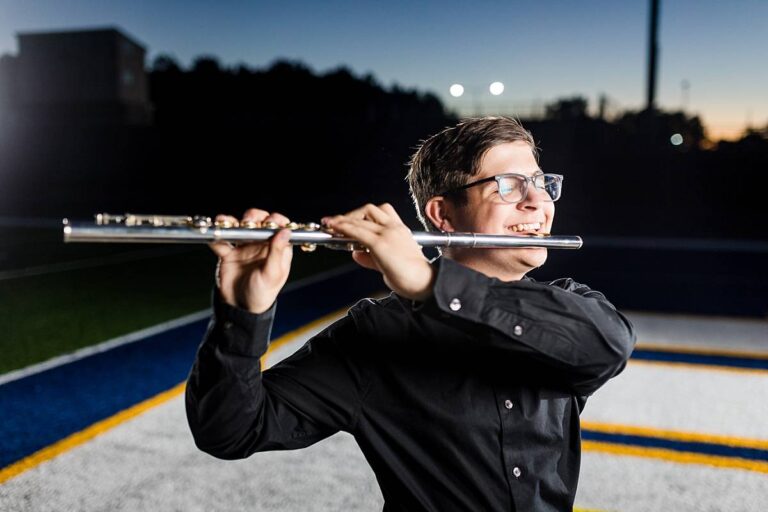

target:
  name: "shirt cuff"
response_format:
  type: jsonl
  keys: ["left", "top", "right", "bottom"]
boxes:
{"left": 414, "top": 257, "right": 489, "bottom": 322}
{"left": 211, "top": 288, "right": 275, "bottom": 357}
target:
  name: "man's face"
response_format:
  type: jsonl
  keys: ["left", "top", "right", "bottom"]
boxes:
{"left": 447, "top": 141, "right": 555, "bottom": 278}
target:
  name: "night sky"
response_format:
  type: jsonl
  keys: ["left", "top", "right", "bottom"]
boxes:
{"left": 1, "top": 0, "right": 766, "bottom": 140}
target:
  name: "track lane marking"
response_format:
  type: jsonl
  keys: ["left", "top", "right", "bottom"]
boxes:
{"left": 583, "top": 440, "right": 768, "bottom": 474}
{"left": 582, "top": 421, "right": 768, "bottom": 450}
{"left": 635, "top": 342, "right": 768, "bottom": 360}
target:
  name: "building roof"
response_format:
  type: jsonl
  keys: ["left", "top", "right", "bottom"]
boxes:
{"left": 16, "top": 27, "right": 146, "bottom": 51}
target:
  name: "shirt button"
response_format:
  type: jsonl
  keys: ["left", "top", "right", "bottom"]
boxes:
{"left": 449, "top": 298, "right": 462, "bottom": 311}
{"left": 504, "top": 400, "right": 514, "bottom": 410}
{"left": 223, "top": 321, "right": 233, "bottom": 330}
{"left": 513, "top": 325, "right": 523, "bottom": 336}
{"left": 512, "top": 466, "right": 522, "bottom": 478}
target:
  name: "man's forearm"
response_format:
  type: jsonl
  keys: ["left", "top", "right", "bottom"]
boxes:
{"left": 402, "top": 257, "right": 636, "bottom": 394}
{"left": 185, "top": 290, "right": 275, "bottom": 459}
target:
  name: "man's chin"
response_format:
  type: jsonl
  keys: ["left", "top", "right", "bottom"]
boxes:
{"left": 517, "top": 247, "right": 548, "bottom": 270}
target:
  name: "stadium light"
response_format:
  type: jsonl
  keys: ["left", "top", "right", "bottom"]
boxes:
{"left": 449, "top": 84, "right": 465, "bottom": 98}
{"left": 489, "top": 82, "right": 504, "bottom": 96}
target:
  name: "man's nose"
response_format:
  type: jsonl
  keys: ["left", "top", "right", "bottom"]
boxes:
{"left": 520, "top": 183, "right": 550, "bottom": 208}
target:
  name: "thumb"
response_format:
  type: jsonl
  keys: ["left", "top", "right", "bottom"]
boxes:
{"left": 265, "top": 229, "right": 293, "bottom": 273}
{"left": 208, "top": 241, "right": 234, "bottom": 259}
{"left": 351, "top": 250, "right": 379, "bottom": 271}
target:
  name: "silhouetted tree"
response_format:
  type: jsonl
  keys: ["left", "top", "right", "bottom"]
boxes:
{"left": 192, "top": 56, "right": 222, "bottom": 74}
{"left": 151, "top": 54, "right": 182, "bottom": 73}
{"left": 545, "top": 96, "right": 589, "bottom": 120}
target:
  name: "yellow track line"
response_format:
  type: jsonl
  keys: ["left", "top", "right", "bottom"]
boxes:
{"left": 0, "top": 307, "right": 348, "bottom": 484}
{"left": 583, "top": 440, "right": 768, "bottom": 474}
{"left": 0, "top": 383, "right": 186, "bottom": 484}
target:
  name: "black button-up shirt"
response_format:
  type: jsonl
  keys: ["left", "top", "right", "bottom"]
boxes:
{"left": 186, "top": 257, "right": 636, "bottom": 511}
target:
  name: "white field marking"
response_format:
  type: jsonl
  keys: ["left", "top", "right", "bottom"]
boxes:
{"left": 0, "top": 264, "right": 361, "bottom": 385}
{"left": 582, "top": 360, "right": 768, "bottom": 440}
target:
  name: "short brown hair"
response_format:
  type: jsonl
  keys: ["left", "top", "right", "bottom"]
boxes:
{"left": 407, "top": 116, "right": 538, "bottom": 231}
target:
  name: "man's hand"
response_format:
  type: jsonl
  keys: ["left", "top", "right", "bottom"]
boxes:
{"left": 322, "top": 203, "right": 436, "bottom": 302}
{"left": 209, "top": 209, "right": 294, "bottom": 314}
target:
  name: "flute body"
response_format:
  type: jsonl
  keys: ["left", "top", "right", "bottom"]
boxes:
{"left": 62, "top": 214, "right": 583, "bottom": 250}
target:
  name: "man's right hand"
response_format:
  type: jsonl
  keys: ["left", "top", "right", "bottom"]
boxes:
{"left": 209, "top": 208, "right": 294, "bottom": 314}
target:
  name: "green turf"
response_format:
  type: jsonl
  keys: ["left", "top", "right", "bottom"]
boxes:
{"left": 0, "top": 245, "right": 352, "bottom": 375}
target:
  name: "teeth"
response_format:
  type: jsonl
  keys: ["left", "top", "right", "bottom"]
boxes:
{"left": 510, "top": 222, "right": 542, "bottom": 232}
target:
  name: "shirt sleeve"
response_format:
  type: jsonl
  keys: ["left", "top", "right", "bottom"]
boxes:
{"left": 185, "top": 289, "right": 370, "bottom": 460}
{"left": 408, "top": 257, "right": 637, "bottom": 395}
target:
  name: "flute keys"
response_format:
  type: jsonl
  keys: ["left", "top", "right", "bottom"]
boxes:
{"left": 214, "top": 218, "right": 238, "bottom": 228}
{"left": 191, "top": 216, "right": 212, "bottom": 228}
{"left": 241, "top": 219, "right": 259, "bottom": 229}
{"left": 300, "top": 243, "right": 317, "bottom": 252}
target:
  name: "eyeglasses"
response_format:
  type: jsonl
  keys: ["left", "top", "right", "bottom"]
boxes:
{"left": 442, "top": 172, "right": 563, "bottom": 203}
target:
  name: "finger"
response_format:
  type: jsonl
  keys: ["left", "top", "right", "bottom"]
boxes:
{"left": 350, "top": 203, "right": 391, "bottom": 224}
{"left": 208, "top": 241, "right": 234, "bottom": 259}
{"left": 241, "top": 208, "right": 270, "bottom": 224}
{"left": 264, "top": 229, "right": 293, "bottom": 276}
{"left": 329, "top": 219, "right": 384, "bottom": 249}
{"left": 377, "top": 203, "right": 404, "bottom": 224}
{"left": 215, "top": 214, "right": 240, "bottom": 227}
{"left": 351, "top": 250, "right": 380, "bottom": 271}
{"left": 264, "top": 211, "right": 291, "bottom": 226}
{"left": 326, "top": 215, "right": 385, "bottom": 233}
{"left": 322, "top": 204, "right": 386, "bottom": 226}
{"left": 231, "top": 241, "right": 268, "bottom": 263}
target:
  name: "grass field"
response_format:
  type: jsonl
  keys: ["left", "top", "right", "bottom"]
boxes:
{"left": 0, "top": 224, "right": 352, "bottom": 374}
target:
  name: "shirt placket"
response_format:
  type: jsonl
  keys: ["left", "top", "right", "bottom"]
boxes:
{"left": 494, "top": 384, "right": 526, "bottom": 511}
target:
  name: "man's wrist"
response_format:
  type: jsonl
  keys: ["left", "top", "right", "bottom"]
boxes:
{"left": 405, "top": 263, "right": 437, "bottom": 302}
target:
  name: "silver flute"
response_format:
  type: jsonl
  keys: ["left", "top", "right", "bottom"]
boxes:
{"left": 62, "top": 213, "right": 583, "bottom": 251}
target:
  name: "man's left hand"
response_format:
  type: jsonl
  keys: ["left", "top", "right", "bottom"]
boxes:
{"left": 322, "top": 203, "right": 435, "bottom": 302}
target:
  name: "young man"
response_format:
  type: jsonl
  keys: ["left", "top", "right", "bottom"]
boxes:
{"left": 186, "top": 117, "right": 636, "bottom": 511}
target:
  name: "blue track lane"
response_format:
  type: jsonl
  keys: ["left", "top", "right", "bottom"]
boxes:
{"left": 581, "top": 431, "right": 768, "bottom": 462}
{"left": 0, "top": 266, "right": 383, "bottom": 469}
{"left": 631, "top": 348, "right": 768, "bottom": 370}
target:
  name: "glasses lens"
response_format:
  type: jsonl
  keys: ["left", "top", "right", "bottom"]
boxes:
{"left": 497, "top": 175, "right": 526, "bottom": 202}
{"left": 533, "top": 174, "right": 562, "bottom": 202}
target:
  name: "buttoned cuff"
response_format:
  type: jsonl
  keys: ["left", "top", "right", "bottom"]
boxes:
{"left": 418, "top": 257, "right": 490, "bottom": 322}
{"left": 211, "top": 288, "right": 275, "bottom": 357}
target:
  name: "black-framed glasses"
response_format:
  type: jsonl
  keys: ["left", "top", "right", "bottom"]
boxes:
{"left": 442, "top": 172, "right": 564, "bottom": 203}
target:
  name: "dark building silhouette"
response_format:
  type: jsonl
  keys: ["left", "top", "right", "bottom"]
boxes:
{"left": 3, "top": 27, "right": 150, "bottom": 125}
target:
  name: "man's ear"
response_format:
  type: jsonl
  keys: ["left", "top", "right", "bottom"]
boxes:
{"left": 425, "top": 196, "right": 456, "bottom": 232}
